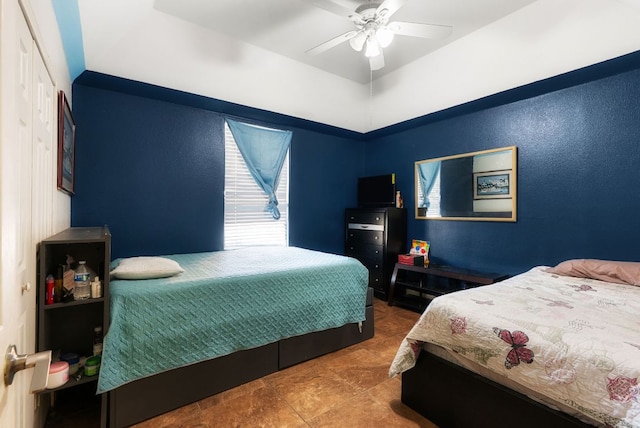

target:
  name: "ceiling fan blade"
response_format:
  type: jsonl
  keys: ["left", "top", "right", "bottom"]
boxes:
{"left": 303, "top": 0, "right": 365, "bottom": 23}
{"left": 305, "top": 30, "right": 359, "bottom": 55}
{"left": 388, "top": 21, "right": 452, "bottom": 39}
{"left": 376, "top": 0, "right": 407, "bottom": 21}
{"left": 369, "top": 51, "right": 385, "bottom": 71}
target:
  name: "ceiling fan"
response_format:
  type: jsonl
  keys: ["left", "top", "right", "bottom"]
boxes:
{"left": 304, "top": 0, "right": 452, "bottom": 71}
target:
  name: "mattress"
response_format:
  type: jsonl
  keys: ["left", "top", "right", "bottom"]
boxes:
{"left": 98, "top": 247, "right": 369, "bottom": 393}
{"left": 390, "top": 266, "right": 640, "bottom": 427}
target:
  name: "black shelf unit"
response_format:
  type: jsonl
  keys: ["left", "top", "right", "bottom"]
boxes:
{"left": 37, "top": 226, "right": 111, "bottom": 428}
{"left": 388, "top": 263, "right": 508, "bottom": 312}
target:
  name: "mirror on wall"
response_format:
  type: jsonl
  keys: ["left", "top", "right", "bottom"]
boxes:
{"left": 415, "top": 146, "right": 517, "bottom": 221}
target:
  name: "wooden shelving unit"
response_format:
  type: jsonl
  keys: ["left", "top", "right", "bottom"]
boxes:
{"left": 37, "top": 226, "right": 111, "bottom": 428}
{"left": 388, "top": 262, "right": 508, "bottom": 312}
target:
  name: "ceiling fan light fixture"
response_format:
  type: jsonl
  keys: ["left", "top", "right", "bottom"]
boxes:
{"left": 376, "top": 27, "right": 394, "bottom": 48}
{"left": 304, "top": 0, "right": 452, "bottom": 72}
{"left": 364, "top": 37, "right": 380, "bottom": 58}
{"left": 349, "top": 31, "right": 367, "bottom": 52}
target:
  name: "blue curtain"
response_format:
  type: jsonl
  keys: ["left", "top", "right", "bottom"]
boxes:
{"left": 226, "top": 119, "right": 292, "bottom": 219}
{"left": 418, "top": 162, "right": 441, "bottom": 209}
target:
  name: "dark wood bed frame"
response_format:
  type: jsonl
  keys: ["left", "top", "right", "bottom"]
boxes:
{"left": 107, "top": 288, "right": 374, "bottom": 427}
{"left": 402, "top": 351, "right": 593, "bottom": 428}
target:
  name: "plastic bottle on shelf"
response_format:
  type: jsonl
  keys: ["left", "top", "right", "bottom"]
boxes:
{"left": 73, "top": 261, "right": 91, "bottom": 300}
{"left": 46, "top": 274, "right": 55, "bottom": 304}
{"left": 54, "top": 265, "right": 64, "bottom": 303}
{"left": 93, "top": 326, "right": 103, "bottom": 356}
{"left": 396, "top": 191, "right": 403, "bottom": 208}
{"left": 91, "top": 276, "right": 102, "bottom": 298}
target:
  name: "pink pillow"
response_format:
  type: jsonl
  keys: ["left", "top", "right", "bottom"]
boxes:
{"left": 546, "top": 259, "right": 640, "bottom": 286}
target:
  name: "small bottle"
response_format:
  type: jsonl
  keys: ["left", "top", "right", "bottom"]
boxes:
{"left": 396, "top": 191, "right": 403, "bottom": 208}
{"left": 93, "top": 326, "right": 103, "bottom": 356}
{"left": 46, "top": 274, "right": 55, "bottom": 305}
{"left": 73, "top": 261, "right": 91, "bottom": 300}
{"left": 54, "top": 265, "right": 64, "bottom": 303}
{"left": 91, "top": 276, "right": 102, "bottom": 299}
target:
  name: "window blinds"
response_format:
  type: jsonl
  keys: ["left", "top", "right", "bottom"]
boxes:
{"left": 224, "top": 122, "right": 289, "bottom": 250}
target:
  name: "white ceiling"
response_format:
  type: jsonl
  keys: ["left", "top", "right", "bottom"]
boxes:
{"left": 77, "top": 0, "right": 640, "bottom": 133}
{"left": 152, "top": 0, "right": 536, "bottom": 84}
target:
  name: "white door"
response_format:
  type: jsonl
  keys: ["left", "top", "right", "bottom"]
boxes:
{"left": 32, "top": 25, "right": 55, "bottom": 248}
{"left": 0, "top": 0, "right": 53, "bottom": 426}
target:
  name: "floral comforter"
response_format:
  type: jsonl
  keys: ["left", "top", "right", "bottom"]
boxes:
{"left": 389, "top": 267, "right": 640, "bottom": 427}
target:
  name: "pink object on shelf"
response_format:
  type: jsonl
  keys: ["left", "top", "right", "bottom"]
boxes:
{"left": 47, "top": 361, "right": 69, "bottom": 389}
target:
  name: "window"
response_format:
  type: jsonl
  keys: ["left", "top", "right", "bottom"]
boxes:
{"left": 417, "top": 171, "right": 441, "bottom": 217}
{"left": 224, "top": 122, "right": 289, "bottom": 249}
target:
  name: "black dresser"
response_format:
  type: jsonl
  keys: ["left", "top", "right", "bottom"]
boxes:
{"left": 345, "top": 207, "right": 407, "bottom": 300}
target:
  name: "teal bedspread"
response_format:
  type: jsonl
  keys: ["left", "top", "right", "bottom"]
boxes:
{"left": 97, "top": 247, "right": 368, "bottom": 393}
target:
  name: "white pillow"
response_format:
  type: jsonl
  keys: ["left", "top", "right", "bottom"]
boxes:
{"left": 110, "top": 256, "right": 184, "bottom": 280}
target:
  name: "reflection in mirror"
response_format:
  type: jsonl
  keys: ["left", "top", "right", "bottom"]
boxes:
{"left": 415, "top": 146, "right": 517, "bottom": 221}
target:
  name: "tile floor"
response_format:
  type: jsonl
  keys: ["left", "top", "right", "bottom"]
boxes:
{"left": 133, "top": 298, "right": 437, "bottom": 428}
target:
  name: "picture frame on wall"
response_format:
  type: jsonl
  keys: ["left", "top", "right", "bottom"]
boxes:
{"left": 473, "top": 170, "right": 512, "bottom": 199}
{"left": 57, "top": 90, "right": 75, "bottom": 195}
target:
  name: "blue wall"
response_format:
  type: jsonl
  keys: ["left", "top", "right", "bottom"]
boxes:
{"left": 72, "top": 72, "right": 365, "bottom": 258}
{"left": 365, "top": 52, "right": 640, "bottom": 275}
{"left": 72, "top": 50, "right": 640, "bottom": 274}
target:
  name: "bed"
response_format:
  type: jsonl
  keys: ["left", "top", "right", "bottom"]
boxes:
{"left": 100, "top": 246, "right": 374, "bottom": 427}
{"left": 390, "top": 260, "right": 640, "bottom": 428}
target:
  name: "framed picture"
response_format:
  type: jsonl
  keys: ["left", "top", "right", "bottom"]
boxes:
{"left": 474, "top": 170, "right": 512, "bottom": 199}
{"left": 57, "top": 91, "right": 75, "bottom": 195}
